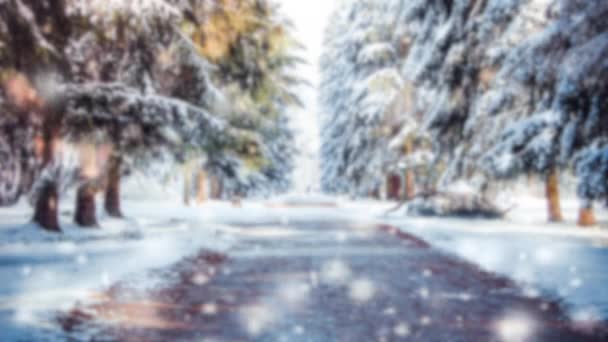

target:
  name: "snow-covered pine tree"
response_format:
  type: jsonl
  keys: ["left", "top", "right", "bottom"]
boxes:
{"left": 387, "top": 0, "right": 532, "bottom": 194}
{"left": 0, "top": 78, "right": 39, "bottom": 206}
{"left": 200, "top": 0, "right": 303, "bottom": 198}
{"left": 0, "top": 0, "right": 76, "bottom": 231}
{"left": 482, "top": 0, "right": 608, "bottom": 226}
{"left": 320, "top": 0, "right": 404, "bottom": 197}
{"left": 0, "top": 0, "right": 273, "bottom": 230}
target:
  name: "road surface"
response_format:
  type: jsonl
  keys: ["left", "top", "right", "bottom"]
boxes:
{"left": 58, "top": 216, "right": 607, "bottom": 341}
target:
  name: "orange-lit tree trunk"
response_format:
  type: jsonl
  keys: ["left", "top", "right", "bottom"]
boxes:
{"left": 578, "top": 201, "right": 597, "bottom": 227}
{"left": 196, "top": 170, "right": 207, "bottom": 204}
{"left": 74, "top": 181, "right": 98, "bottom": 227}
{"left": 74, "top": 143, "right": 101, "bottom": 227}
{"left": 33, "top": 124, "right": 61, "bottom": 232}
{"left": 105, "top": 154, "right": 123, "bottom": 218}
{"left": 33, "top": 181, "right": 60, "bottom": 232}
{"left": 403, "top": 139, "right": 416, "bottom": 200}
{"left": 545, "top": 168, "right": 563, "bottom": 223}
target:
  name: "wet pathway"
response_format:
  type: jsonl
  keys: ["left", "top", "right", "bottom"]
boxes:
{"left": 60, "top": 220, "right": 607, "bottom": 341}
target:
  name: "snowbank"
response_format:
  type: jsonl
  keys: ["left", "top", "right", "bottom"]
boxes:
{"left": 0, "top": 198, "right": 235, "bottom": 340}
{"left": 384, "top": 195, "right": 608, "bottom": 322}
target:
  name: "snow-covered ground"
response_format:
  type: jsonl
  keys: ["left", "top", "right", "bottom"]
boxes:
{"left": 0, "top": 188, "right": 391, "bottom": 340}
{"left": 384, "top": 196, "right": 608, "bottom": 323}
{"left": 1, "top": 188, "right": 607, "bottom": 339}
{"left": 0, "top": 198, "right": 236, "bottom": 340}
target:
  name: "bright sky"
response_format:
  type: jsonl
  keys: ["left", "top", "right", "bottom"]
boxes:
{"left": 279, "top": 1, "right": 336, "bottom": 192}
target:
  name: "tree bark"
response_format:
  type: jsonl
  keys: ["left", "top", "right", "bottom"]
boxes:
{"left": 74, "top": 181, "right": 98, "bottom": 228}
{"left": 183, "top": 165, "right": 191, "bottom": 206}
{"left": 545, "top": 168, "right": 564, "bottom": 223}
{"left": 33, "top": 125, "right": 61, "bottom": 232}
{"left": 387, "top": 174, "right": 401, "bottom": 200}
{"left": 33, "top": 181, "right": 60, "bottom": 232}
{"left": 196, "top": 170, "right": 207, "bottom": 204}
{"left": 105, "top": 154, "right": 123, "bottom": 218}
{"left": 210, "top": 175, "right": 223, "bottom": 200}
{"left": 578, "top": 202, "right": 597, "bottom": 227}
{"left": 403, "top": 138, "right": 416, "bottom": 200}
{"left": 404, "top": 139, "right": 415, "bottom": 200}
{"left": 369, "top": 187, "right": 380, "bottom": 200}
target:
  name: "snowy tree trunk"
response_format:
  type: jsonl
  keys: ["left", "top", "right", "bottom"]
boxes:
{"left": 369, "top": 187, "right": 380, "bottom": 199}
{"left": 33, "top": 181, "right": 60, "bottom": 232}
{"left": 404, "top": 139, "right": 416, "bottom": 201}
{"left": 196, "top": 170, "right": 207, "bottom": 204}
{"left": 33, "top": 125, "right": 61, "bottom": 232}
{"left": 578, "top": 201, "right": 597, "bottom": 227}
{"left": 74, "top": 181, "right": 99, "bottom": 228}
{"left": 210, "top": 175, "right": 223, "bottom": 200}
{"left": 545, "top": 168, "right": 563, "bottom": 223}
{"left": 183, "top": 165, "right": 191, "bottom": 206}
{"left": 387, "top": 174, "right": 401, "bottom": 200}
{"left": 104, "top": 154, "right": 123, "bottom": 218}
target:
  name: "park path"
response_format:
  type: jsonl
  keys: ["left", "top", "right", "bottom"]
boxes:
{"left": 59, "top": 217, "right": 607, "bottom": 341}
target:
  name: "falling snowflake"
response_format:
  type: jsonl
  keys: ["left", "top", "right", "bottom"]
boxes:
{"left": 534, "top": 248, "right": 555, "bottom": 265}
{"left": 349, "top": 278, "right": 376, "bottom": 303}
{"left": 494, "top": 312, "right": 536, "bottom": 342}
{"left": 321, "top": 259, "right": 352, "bottom": 285}
{"left": 419, "top": 287, "right": 430, "bottom": 299}
{"left": 277, "top": 282, "right": 311, "bottom": 307}
{"left": 21, "top": 266, "right": 32, "bottom": 277}
{"left": 75, "top": 254, "right": 88, "bottom": 266}
{"left": 569, "top": 278, "right": 583, "bottom": 289}
{"left": 394, "top": 322, "right": 411, "bottom": 337}
{"left": 293, "top": 325, "right": 305, "bottom": 335}
{"left": 241, "top": 304, "right": 277, "bottom": 336}
{"left": 191, "top": 273, "right": 210, "bottom": 286}
{"left": 383, "top": 307, "right": 397, "bottom": 316}
{"left": 200, "top": 302, "right": 218, "bottom": 316}
{"left": 101, "top": 271, "right": 111, "bottom": 287}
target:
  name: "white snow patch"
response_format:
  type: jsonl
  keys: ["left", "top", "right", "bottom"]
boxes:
{"left": 385, "top": 195, "right": 608, "bottom": 320}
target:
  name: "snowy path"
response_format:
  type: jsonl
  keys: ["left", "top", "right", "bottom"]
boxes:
{"left": 58, "top": 217, "right": 607, "bottom": 341}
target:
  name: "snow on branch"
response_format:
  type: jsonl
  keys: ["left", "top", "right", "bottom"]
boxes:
{"left": 61, "top": 82, "right": 227, "bottom": 145}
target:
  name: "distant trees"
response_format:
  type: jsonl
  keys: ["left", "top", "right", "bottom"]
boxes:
{"left": 320, "top": 0, "right": 608, "bottom": 226}
{"left": 320, "top": 0, "right": 404, "bottom": 196}
{"left": 199, "top": 0, "right": 304, "bottom": 198}
{"left": 0, "top": 0, "right": 301, "bottom": 231}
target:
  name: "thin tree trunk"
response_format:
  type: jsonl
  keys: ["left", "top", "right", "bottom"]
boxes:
{"left": 210, "top": 175, "right": 223, "bottom": 200}
{"left": 105, "top": 154, "right": 123, "bottom": 217}
{"left": 403, "top": 138, "right": 416, "bottom": 200}
{"left": 578, "top": 201, "right": 597, "bottom": 227}
{"left": 33, "top": 125, "right": 61, "bottom": 232}
{"left": 74, "top": 181, "right": 98, "bottom": 228}
{"left": 369, "top": 187, "right": 380, "bottom": 199}
{"left": 387, "top": 174, "right": 401, "bottom": 200}
{"left": 545, "top": 168, "right": 563, "bottom": 223}
{"left": 196, "top": 170, "right": 207, "bottom": 204}
{"left": 183, "top": 165, "right": 191, "bottom": 206}
{"left": 33, "top": 181, "right": 60, "bottom": 232}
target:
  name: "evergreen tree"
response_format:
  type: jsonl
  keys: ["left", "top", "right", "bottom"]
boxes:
{"left": 320, "top": 0, "right": 404, "bottom": 197}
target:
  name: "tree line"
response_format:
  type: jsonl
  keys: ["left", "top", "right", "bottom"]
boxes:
{"left": 0, "top": 0, "right": 303, "bottom": 231}
{"left": 320, "top": 0, "right": 608, "bottom": 226}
